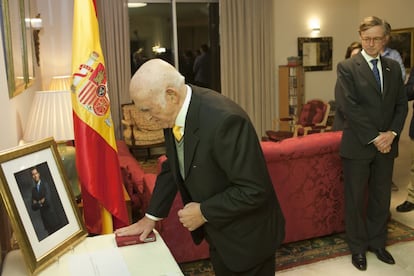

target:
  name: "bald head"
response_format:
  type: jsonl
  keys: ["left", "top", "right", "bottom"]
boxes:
{"left": 130, "top": 59, "right": 184, "bottom": 101}
{"left": 129, "top": 59, "right": 187, "bottom": 128}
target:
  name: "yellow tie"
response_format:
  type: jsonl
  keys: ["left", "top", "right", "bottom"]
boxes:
{"left": 173, "top": 125, "right": 183, "bottom": 141}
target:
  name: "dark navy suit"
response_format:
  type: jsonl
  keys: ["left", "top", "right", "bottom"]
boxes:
{"left": 335, "top": 53, "right": 407, "bottom": 253}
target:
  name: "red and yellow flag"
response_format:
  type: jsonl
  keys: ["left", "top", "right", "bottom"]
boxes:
{"left": 71, "top": 0, "right": 128, "bottom": 234}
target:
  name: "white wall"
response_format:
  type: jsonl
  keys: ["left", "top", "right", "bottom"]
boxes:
{"left": 273, "top": 0, "right": 414, "bottom": 107}
{"left": 274, "top": 0, "right": 360, "bottom": 104}
{"left": 37, "top": 0, "right": 74, "bottom": 89}
{"left": 359, "top": 0, "right": 414, "bottom": 30}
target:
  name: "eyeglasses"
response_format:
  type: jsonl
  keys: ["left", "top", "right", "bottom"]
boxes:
{"left": 361, "top": 37, "right": 384, "bottom": 44}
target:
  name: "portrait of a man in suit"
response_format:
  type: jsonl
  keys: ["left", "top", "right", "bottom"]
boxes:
{"left": 15, "top": 163, "right": 69, "bottom": 241}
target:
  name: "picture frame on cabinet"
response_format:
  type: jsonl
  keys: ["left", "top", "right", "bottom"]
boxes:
{"left": 298, "top": 37, "right": 333, "bottom": 71}
{"left": 0, "top": 138, "right": 87, "bottom": 275}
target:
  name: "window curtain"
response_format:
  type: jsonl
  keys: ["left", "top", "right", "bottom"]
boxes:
{"left": 220, "top": 0, "right": 276, "bottom": 138}
{"left": 96, "top": 0, "right": 131, "bottom": 139}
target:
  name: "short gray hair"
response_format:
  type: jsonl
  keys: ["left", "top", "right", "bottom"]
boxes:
{"left": 358, "top": 16, "right": 386, "bottom": 36}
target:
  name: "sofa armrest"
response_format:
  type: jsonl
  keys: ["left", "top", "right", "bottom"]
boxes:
{"left": 261, "top": 131, "right": 342, "bottom": 162}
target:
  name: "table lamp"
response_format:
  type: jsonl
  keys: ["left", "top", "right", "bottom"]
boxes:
{"left": 48, "top": 75, "right": 72, "bottom": 91}
{"left": 23, "top": 76, "right": 81, "bottom": 201}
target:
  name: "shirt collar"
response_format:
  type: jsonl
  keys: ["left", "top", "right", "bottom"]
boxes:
{"left": 361, "top": 49, "right": 381, "bottom": 65}
{"left": 174, "top": 85, "right": 192, "bottom": 130}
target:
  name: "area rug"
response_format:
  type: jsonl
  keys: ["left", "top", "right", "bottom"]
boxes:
{"left": 179, "top": 219, "right": 414, "bottom": 275}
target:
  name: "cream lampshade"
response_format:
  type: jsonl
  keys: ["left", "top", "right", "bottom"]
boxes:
{"left": 23, "top": 90, "right": 74, "bottom": 142}
{"left": 48, "top": 75, "right": 72, "bottom": 91}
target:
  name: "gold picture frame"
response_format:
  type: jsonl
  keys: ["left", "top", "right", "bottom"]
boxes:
{"left": 389, "top": 27, "right": 414, "bottom": 71}
{"left": 0, "top": 138, "right": 87, "bottom": 275}
{"left": 1, "top": 0, "right": 36, "bottom": 98}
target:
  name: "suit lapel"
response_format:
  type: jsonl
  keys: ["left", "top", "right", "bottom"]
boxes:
{"left": 184, "top": 86, "right": 201, "bottom": 178}
{"left": 380, "top": 57, "right": 392, "bottom": 96}
{"left": 354, "top": 54, "right": 382, "bottom": 95}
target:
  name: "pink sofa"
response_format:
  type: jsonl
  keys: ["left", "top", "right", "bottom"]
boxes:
{"left": 117, "top": 131, "right": 345, "bottom": 263}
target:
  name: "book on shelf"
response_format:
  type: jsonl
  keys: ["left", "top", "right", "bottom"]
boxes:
{"left": 289, "top": 96, "right": 297, "bottom": 105}
{"left": 288, "top": 77, "right": 297, "bottom": 88}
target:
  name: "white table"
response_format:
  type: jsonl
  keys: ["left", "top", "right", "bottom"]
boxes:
{"left": 1, "top": 232, "right": 183, "bottom": 276}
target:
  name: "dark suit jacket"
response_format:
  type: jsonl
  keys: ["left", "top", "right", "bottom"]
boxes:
{"left": 405, "top": 67, "right": 414, "bottom": 138}
{"left": 31, "top": 180, "right": 60, "bottom": 233}
{"left": 335, "top": 53, "right": 407, "bottom": 159}
{"left": 147, "top": 85, "right": 285, "bottom": 272}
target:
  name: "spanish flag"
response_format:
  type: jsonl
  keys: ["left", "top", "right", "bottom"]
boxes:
{"left": 71, "top": 0, "right": 128, "bottom": 234}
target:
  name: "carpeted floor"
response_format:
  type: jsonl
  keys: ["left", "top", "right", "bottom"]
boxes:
{"left": 179, "top": 219, "right": 414, "bottom": 275}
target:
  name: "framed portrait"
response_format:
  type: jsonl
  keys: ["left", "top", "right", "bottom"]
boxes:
{"left": 298, "top": 37, "right": 333, "bottom": 71}
{"left": 389, "top": 27, "right": 414, "bottom": 71}
{"left": 0, "top": 138, "right": 87, "bottom": 275}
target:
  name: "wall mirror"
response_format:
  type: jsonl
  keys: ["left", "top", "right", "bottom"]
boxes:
{"left": 1, "top": 0, "right": 35, "bottom": 98}
{"left": 298, "top": 37, "right": 333, "bottom": 71}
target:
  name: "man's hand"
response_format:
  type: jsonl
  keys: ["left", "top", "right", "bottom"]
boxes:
{"left": 177, "top": 202, "right": 206, "bottom": 232}
{"left": 114, "top": 216, "right": 156, "bottom": 242}
{"left": 373, "top": 131, "right": 395, "bottom": 153}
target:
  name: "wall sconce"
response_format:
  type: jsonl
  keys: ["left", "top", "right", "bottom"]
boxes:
{"left": 309, "top": 18, "right": 321, "bottom": 35}
{"left": 25, "top": 16, "right": 43, "bottom": 29}
{"left": 26, "top": 13, "right": 43, "bottom": 66}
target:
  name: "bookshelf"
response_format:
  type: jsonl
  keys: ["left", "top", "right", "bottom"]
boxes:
{"left": 278, "top": 65, "right": 304, "bottom": 131}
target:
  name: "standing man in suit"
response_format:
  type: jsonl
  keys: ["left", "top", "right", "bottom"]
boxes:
{"left": 31, "top": 167, "right": 60, "bottom": 235}
{"left": 115, "top": 58, "right": 285, "bottom": 275}
{"left": 334, "top": 16, "right": 407, "bottom": 271}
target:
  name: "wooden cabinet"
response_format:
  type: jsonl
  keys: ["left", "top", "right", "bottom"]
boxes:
{"left": 278, "top": 65, "right": 304, "bottom": 131}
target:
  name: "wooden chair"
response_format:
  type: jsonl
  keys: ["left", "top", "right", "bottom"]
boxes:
{"left": 265, "top": 99, "right": 331, "bottom": 142}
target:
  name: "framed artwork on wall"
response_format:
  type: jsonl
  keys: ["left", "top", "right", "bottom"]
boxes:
{"left": 0, "top": 138, "right": 87, "bottom": 275}
{"left": 298, "top": 37, "right": 333, "bottom": 71}
{"left": 389, "top": 27, "right": 414, "bottom": 71}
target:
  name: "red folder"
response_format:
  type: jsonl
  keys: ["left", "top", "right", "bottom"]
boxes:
{"left": 115, "top": 231, "right": 156, "bottom": 247}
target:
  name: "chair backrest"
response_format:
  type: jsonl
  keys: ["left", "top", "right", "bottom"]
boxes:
{"left": 121, "top": 103, "right": 165, "bottom": 146}
{"left": 297, "top": 99, "right": 330, "bottom": 127}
